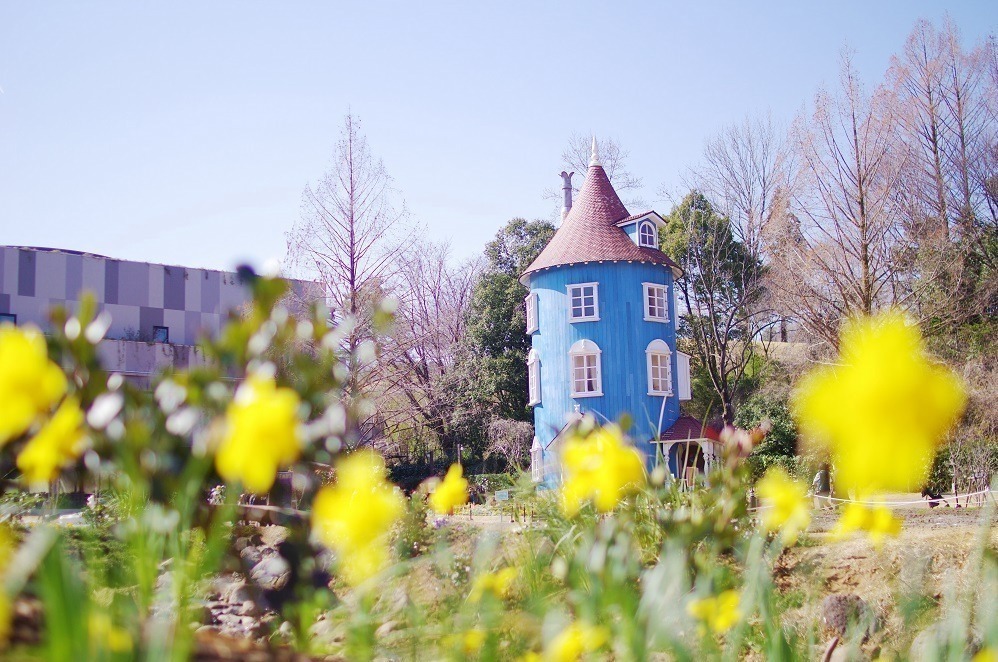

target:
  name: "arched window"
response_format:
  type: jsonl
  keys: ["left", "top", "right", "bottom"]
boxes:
{"left": 530, "top": 436, "right": 543, "bottom": 482}
{"left": 527, "top": 348, "right": 541, "bottom": 405}
{"left": 569, "top": 339, "right": 603, "bottom": 397}
{"left": 646, "top": 339, "right": 672, "bottom": 396}
{"left": 638, "top": 221, "right": 658, "bottom": 248}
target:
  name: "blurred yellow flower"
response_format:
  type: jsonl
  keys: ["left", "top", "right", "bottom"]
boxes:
{"left": 89, "top": 613, "right": 133, "bottom": 653}
{"left": 756, "top": 468, "right": 811, "bottom": 544}
{"left": 687, "top": 589, "right": 742, "bottom": 635}
{"left": 0, "top": 325, "right": 67, "bottom": 445}
{"left": 831, "top": 503, "right": 902, "bottom": 549}
{"left": 17, "top": 397, "right": 86, "bottom": 485}
{"left": 215, "top": 374, "right": 301, "bottom": 494}
{"left": 972, "top": 648, "right": 997, "bottom": 662}
{"left": 458, "top": 628, "right": 486, "bottom": 655}
{"left": 469, "top": 566, "right": 518, "bottom": 602}
{"left": 561, "top": 424, "right": 645, "bottom": 516}
{"left": 312, "top": 451, "right": 404, "bottom": 586}
{"left": 546, "top": 621, "right": 608, "bottom": 662}
{"left": 793, "top": 311, "right": 965, "bottom": 494}
{"left": 429, "top": 464, "right": 469, "bottom": 514}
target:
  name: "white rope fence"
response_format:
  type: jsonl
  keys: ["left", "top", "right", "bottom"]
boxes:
{"left": 747, "top": 488, "right": 997, "bottom": 512}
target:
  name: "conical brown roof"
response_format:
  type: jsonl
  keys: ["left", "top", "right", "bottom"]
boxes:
{"left": 521, "top": 163, "right": 679, "bottom": 284}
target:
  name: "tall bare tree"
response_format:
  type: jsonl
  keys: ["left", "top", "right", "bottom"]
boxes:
{"left": 286, "top": 113, "right": 409, "bottom": 392}
{"left": 769, "top": 54, "right": 912, "bottom": 346}
{"left": 378, "top": 242, "right": 482, "bottom": 459}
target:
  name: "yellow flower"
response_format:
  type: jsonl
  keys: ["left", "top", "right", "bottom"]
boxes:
{"left": 17, "top": 397, "right": 86, "bottom": 485}
{"left": 831, "top": 503, "right": 902, "bottom": 549}
{"left": 312, "top": 451, "right": 404, "bottom": 586}
{"left": 756, "top": 468, "right": 811, "bottom": 544}
{"left": 793, "top": 311, "right": 965, "bottom": 494}
{"left": 89, "top": 613, "right": 133, "bottom": 653}
{"left": 0, "top": 325, "right": 67, "bottom": 445}
{"left": 215, "top": 374, "right": 301, "bottom": 494}
{"left": 452, "top": 628, "right": 486, "bottom": 655}
{"left": 687, "top": 589, "right": 742, "bottom": 635}
{"left": 429, "top": 464, "right": 469, "bottom": 515}
{"left": 546, "top": 621, "right": 608, "bottom": 662}
{"left": 561, "top": 424, "right": 645, "bottom": 516}
{"left": 469, "top": 566, "right": 518, "bottom": 602}
{"left": 972, "top": 648, "right": 997, "bottom": 662}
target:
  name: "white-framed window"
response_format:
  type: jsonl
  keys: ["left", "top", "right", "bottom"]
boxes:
{"left": 525, "top": 292, "right": 538, "bottom": 334}
{"left": 530, "top": 436, "right": 543, "bottom": 482}
{"left": 567, "top": 283, "right": 599, "bottom": 322}
{"left": 638, "top": 221, "right": 658, "bottom": 248}
{"left": 646, "top": 339, "right": 673, "bottom": 396}
{"left": 527, "top": 348, "right": 541, "bottom": 406}
{"left": 642, "top": 283, "right": 669, "bottom": 322}
{"left": 569, "top": 339, "right": 603, "bottom": 397}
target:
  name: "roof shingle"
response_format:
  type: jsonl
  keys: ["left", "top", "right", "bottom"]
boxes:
{"left": 660, "top": 415, "right": 721, "bottom": 442}
{"left": 521, "top": 164, "right": 680, "bottom": 283}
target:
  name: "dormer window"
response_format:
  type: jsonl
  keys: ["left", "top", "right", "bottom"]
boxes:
{"left": 642, "top": 283, "right": 669, "bottom": 322}
{"left": 646, "top": 339, "right": 673, "bottom": 396}
{"left": 569, "top": 339, "right": 603, "bottom": 397}
{"left": 567, "top": 283, "right": 599, "bottom": 322}
{"left": 527, "top": 348, "right": 541, "bottom": 405}
{"left": 525, "top": 292, "right": 539, "bottom": 334}
{"left": 638, "top": 221, "right": 658, "bottom": 248}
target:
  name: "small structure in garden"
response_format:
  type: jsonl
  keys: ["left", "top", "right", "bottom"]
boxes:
{"left": 521, "top": 139, "right": 694, "bottom": 483}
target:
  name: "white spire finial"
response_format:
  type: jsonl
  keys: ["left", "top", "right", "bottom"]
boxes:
{"left": 589, "top": 135, "right": 601, "bottom": 167}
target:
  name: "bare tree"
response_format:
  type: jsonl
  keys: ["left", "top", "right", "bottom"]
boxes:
{"left": 686, "top": 114, "right": 791, "bottom": 260}
{"left": 769, "top": 53, "right": 912, "bottom": 347}
{"left": 484, "top": 419, "right": 534, "bottom": 471}
{"left": 545, "top": 133, "right": 645, "bottom": 209}
{"left": 286, "top": 113, "right": 409, "bottom": 371}
{"left": 888, "top": 19, "right": 953, "bottom": 240}
{"left": 378, "top": 242, "right": 482, "bottom": 459}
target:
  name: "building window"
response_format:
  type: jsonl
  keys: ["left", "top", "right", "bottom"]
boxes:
{"left": 153, "top": 326, "right": 170, "bottom": 343}
{"left": 527, "top": 348, "right": 541, "bottom": 405}
{"left": 569, "top": 339, "right": 603, "bottom": 397}
{"left": 525, "top": 292, "right": 538, "bottom": 334}
{"left": 0, "top": 313, "right": 16, "bottom": 326}
{"left": 642, "top": 283, "right": 669, "bottom": 322}
{"left": 646, "top": 339, "right": 673, "bottom": 396}
{"left": 530, "top": 436, "right": 543, "bottom": 482}
{"left": 638, "top": 221, "right": 658, "bottom": 248}
{"left": 567, "top": 283, "right": 599, "bottom": 322}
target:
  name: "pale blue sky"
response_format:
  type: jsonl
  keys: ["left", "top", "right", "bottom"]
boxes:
{"left": 1, "top": 2, "right": 995, "bottom": 272}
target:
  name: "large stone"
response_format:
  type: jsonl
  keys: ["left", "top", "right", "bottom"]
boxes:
{"left": 239, "top": 545, "right": 263, "bottom": 566}
{"left": 250, "top": 555, "right": 291, "bottom": 592}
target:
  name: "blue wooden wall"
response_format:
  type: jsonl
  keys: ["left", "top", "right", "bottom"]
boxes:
{"left": 528, "top": 260, "right": 680, "bottom": 473}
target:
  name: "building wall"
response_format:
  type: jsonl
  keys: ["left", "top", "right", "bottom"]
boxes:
{"left": 528, "top": 260, "right": 681, "bottom": 469}
{"left": 0, "top": 246, "right": 250, "bottom": 345}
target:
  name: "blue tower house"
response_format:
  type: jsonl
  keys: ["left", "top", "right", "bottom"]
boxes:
{"left": 523, "top": 140, "right": 707, "bottom": 484}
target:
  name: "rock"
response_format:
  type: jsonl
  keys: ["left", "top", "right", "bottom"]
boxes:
{"left": 821, "top": 594, "right": 877, "bottom": 640}
{"left": 219, "top": 579, "right": 253, "bottom": 605}
{"left": 375, "top": 620, "right": 398, "bottom": 638}
{"left": 239, "top": 545, "right": 263, "bottom": 566}
{"left": 250, "top": 555, "right": 291, "bottom": 592}
{"left": 234, "top": 533, "right": 262, "bottom": 551}
{"left": 235, "top": 600, "right": 258, "bottom": 616}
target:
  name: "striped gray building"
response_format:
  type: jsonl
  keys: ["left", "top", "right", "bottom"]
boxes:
{"left": 0, "top": 246, "right": 307, "bottom": 384}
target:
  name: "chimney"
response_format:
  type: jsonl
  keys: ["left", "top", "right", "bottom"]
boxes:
{"left": 560, "top": 170, "right": 574, "bottom": 221}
